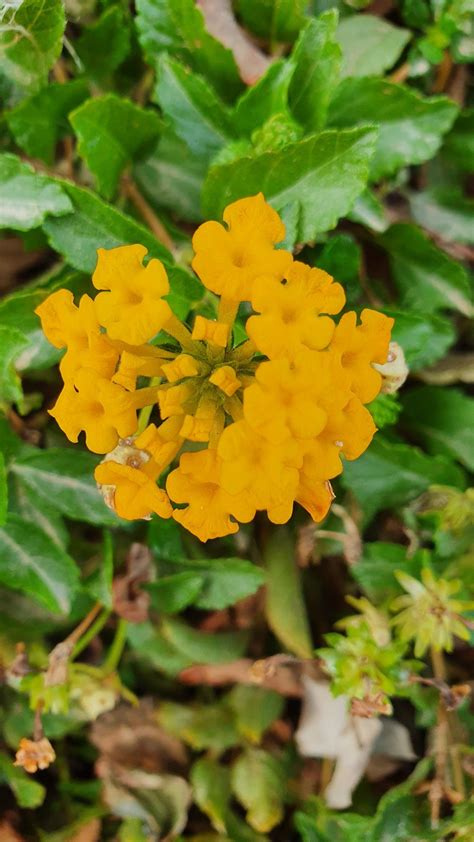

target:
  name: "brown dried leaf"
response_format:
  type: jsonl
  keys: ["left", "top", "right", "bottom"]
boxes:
{"left": 112, "top": 543, "right": 152, "bottom": 623}
{"left": 67, "top": 818, "right": 101, "bottom": 842}
{"left": 197, "top": 0, "right": 271, "bottom": 84}
{"left": 417, "top": 352, "right": 474, "bottom": 385}
{"left": 44, "top": 639, "right": 73, "bottom": 687}
{"left": 0, "top": 821, "right": 25, "bottom": 842}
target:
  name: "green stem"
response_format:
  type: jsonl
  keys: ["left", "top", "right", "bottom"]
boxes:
{"left": 103, "top": 618, "right": 128, "bottom": 674}
{"left": 72, "top": 609, "right": 110, "bottom": 660}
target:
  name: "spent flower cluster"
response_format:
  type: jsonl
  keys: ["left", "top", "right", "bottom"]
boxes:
{"left": 37, "top": 194, "right": 393, "bottom": 542}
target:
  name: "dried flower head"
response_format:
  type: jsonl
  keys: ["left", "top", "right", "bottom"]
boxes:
{"left": 36, "top": 193, "right": 393, "bottom": 542}
{"left": 14, "top": 737, "right": 56, "bottom": 774}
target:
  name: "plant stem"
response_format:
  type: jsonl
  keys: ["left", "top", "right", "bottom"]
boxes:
{"left": 122, "top": 173, "right": 175, "bottom": 253}
{"left": 65, "top": 602, "right": 103, "bottom": 649}
{"left": 431, "top": 647, "right": 447, "bottom": 682}
{"left": 103, "top": 619, "right": 128, "bottom": 674}
{"left": 72, "top": 609, "right": 111, "bottom": 660}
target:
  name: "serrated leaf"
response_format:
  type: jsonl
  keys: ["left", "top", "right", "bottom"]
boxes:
{"left": 336, "top": 14, "right": 411, "bottom": 78}
{"left": 0, "top": 325, "right": 29, "bottom": 405}
{"left": 0, "top": 453, "right": 7, "bottom": 527}
{"left": 162, "top": 617, "right": 249, "bottom": 664}
{"left": 328, "top": 79, "right": 458, "bottom": 180}
{"left": 191, "top": 758, "right": 231, "bottom": 833}
{"left": 289, "top": 12, "right": 341, "bottom": 132}
{"left": 0, "top": 0, "right": 65, "bottom": 93}
{"left": 154, "top": 55, "right": 233, "bottom": 164}
{"left": 134, "top": 127, "right": 207, "bottom": 223}
{"left": 161, "top": 556, "right": 265, "bottom": 611}
{"left": 70, "top": 95, "right": 162, "bottom": 200}
{"left": 75, "top": 5, "right": 131, "bottom": 81}
{"left": 342, "top": 436, "right": 464, "bottom": 522}
{"left": 348, "top": 188, "right": 388, "bottom": 232}
{"left": 0, "top": 751, "right": 46, "bottom": 808}
{"left": 6, "top": 79, "right": 88, "bottom": 164}
{"left": 385, "top": 309, "right": 455, "bottom": 370}
{"left": 11, "top": 448, "right": 121, "bottom": 526}
{"left": 0, "top": 154, "right": 72, "bottom": 231}
{"left": 264, "top": 527, "right": 312, "bottom": 658}
{"left": 233, "top": 60, "right": 294, "bottom": 136}
{"left": 401, "top": 386, "right": 474, "bottom": 471}
{"left": 158, "top": 700, "right": 239, "bottom": 752}
{"left": 236, "top": 0, "right": 308, "bottom": 42}
{"left": 231, "top": 748, "right": 285, "bottom": 833}
{"left": 227, "top": 686, "right": 284, "bottom": 744}
{"left": 146, "top": 572, "right": 204, "bottom": 614}
{"left": 0, "top": 514, "right": 79, "bottom": 613}
{"left": 135, "top": 0, "right": 242, "bottom": 102}
{"left": 410, "top": 188, "right": 474, "bottom": 246}
{"left": 203, "top": 127, "right": 378, "bottom": 242}
{"left": 379, "top": 224, "right": 473, "bottom": 317}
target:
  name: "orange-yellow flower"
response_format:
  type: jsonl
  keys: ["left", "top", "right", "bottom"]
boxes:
{"left": 135, "top": 418, "right": 183, "bottom": 474}
{"left": 49, "top": 370, "right": 157, "bottom": 454}
{"left": 93, "top": 244, "right": 172, "bottom": 345}
{"left": 217, "top": 420, "right": 302, "bottom": 523}
{"left": 167, "top": 449, "right": 255, "bottom": 542}
{"left": 247, "top": 262, "right": 345, "bottom": 359}
{"left": 112, "top": 344, "right": 167, "bottom": 391}
{"left": 35, "top": 290, "right": 118, "bottom": 381}
{"left": 296, "top": 479, "right": 334, "bottom": 523}
{"left": 192, "top": 193, "right": 292, "bottom": 301}
{"left": 330, "top": 309, "right": 394, "bottom": 404}
{"left": 95, "top": 457, "right": 172, "bottom": 521}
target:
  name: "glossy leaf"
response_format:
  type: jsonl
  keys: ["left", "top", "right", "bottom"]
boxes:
{"left": 158, "top": 700, "right": 239, "bottom": 752}
{"left": 0, "top": 0, "right": 65, "bottom": 92}
{"left": 162, "top": 617, "right": 249, "bottom": 664}
{"left": 146, "top": 572, "right": 204, "bottom": 614}
{"left": 75, "top": 5, "right": 131, "bottom": 80}
{"left": 289, "top": 13, "right": 341, "bottom": 132}
{"left": 264, "top": 527, "right": 313, "bottom": 657}
{"left": 0, "top": 154, "right": 72, "bottom": 231}
{"left": 233, "top": 60, "right": 295, "bottom": 137}
{"left": 162, "top": 556, "right": 265, "bottom": 611}
{"left": 336, "top": 14, "right": 411, "bottom": 78}
{"left": 0, "top": 325, "right": 29, "bottom": 405}
{"left": 385, "top": 309, "right": 455, "bottom": 370}
{"left": 236, "top": 0, "right": 308, "bottom": 41}
{"left": 401, "top": 386, "right": 474, "bottom": 470}
{"left": 410, "top": 188, "right": 474, "bottom": 246}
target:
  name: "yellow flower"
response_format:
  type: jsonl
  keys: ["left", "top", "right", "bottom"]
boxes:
{"left": 113, "top": 344, "right": 166, "bottom": 391}
{"left": 93, "top": 244, "right": 172, "bottom": 344}
{"left": 209, "top": 365, "right": 241, "bottom": 397}
{"left": 330, "top": 309, "right": 394, "bottom": 404}
{"left": 192, "top": 193, "right": 292, "bottom": 301}
{"left": 296, "top": 478, "right": 334, "bottom": 523}
{"left": 167, "top": 449, "right": 255, "bottom": 542}
{"left": 35, "top": 290, "right": 118, "bottom": 381}
{"left": 161, "top": 354, "right": 200, "bottom": 383}
{"left": 217, "top": 420, "right": 302, "bottom": 522}
{"left": 192, "top": 316, "right": 229, "bottom": 348}
{"left": 243, "top": 356, "right": 328, "bottom": 444}
{"left": 391, "top": 568, "right": 474, "bottom": 657}
{"left": 247, "top": 261, "right": 344, "bottom": 359}
{"left": 135, "top": 418, "right": 183, "bottom": 474}
{"left": 158, "top": 382, "right": 195, "bottom": 419}
{"left": 95, "top": 457, "right": 172, "bottom": 521}
{"left": 50, "top": 369, "right": 156, "bottom": 454}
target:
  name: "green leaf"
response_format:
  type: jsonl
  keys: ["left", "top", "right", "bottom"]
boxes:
{"left": 442, "top": 107, "right": 474, "bottom": 171}
{"left": 203, "top": 127, "right": 378, "bottom": 242}
{"left": 336, "top": 14, "right": 411, "bottom": 78}
{"left": 379, "top": 224, "right": 473, "bottom": 317}
{"left": 191, "top": 758, "right": 231, "bottom": 833}
{"left": 231, "top": 748, "right": 285, "bottom": 833}
{"left": 9, "top": 473, "right": 68, "bottom": 551}
{"left": 127, "top": 621, "right": 191, "bottom": 675}
{"left": 0, "top": 0, "right": 65, "bottom": 93}
{"left": 146, "top": 572, "right": 204, "bottom": 614}
{"left": 227, "top": 686, "right": 284, "bottom": 744}
{"left": 154, "top": 55, "right": 233, "bottom": 164}
{"left": 401, "top": 386, "right": 474, "bottom": 471}
{"left": 264, "top": 527, "right": 312, "bottom": 658}
{"left": 236, "top": 0, "right": 308, "bottom": 42}
{"left": 6, "top": 80, "right": 88, "bottom": 164}
{"left": 342, "top": 436, "right": 464, "bottom": 522}
{"left": 148, "top": 516, "right": 185, "bottom": 561}
{"left": 85, "top": 529, "right": 114, "bottom": 608}
{"left": 385, "top": 309, "right": 455, "bottom": 370}
{"left": 0, "top": 287, "right": 64, "bottom": 372}
{"left": 158, "top": 700, "right": 239, "bottom": 752}
{"left": 70, "top": 95, "right": 162, "bottom": 200}
{"left": 10, "top": 448, "right": 121, "bottom": 526}
{"left": 75, "top": 5, "right": 131, "bottom": 81}
{"left": 328, "top": 79, "right": 458, "bottom": 180}
{"left": 0, "top": 326, "right": 29, "bottom": 405}
{"left": 134, "top": 127, "right": 206, "bottom": 223}
{"left": 41, "top": 181, "right": 187, "bottom": 301}
{"left": 289, "top": 13, "right": 341, "bottom": 132}
{"left": 135, "top": 0, "right": 242, "bottom": 102}
{"left": 410, "top": 188, "right": 474, "bottom": 245}
{"left": 353, "top": 542, "right": 425, "bottom": 603}
{"left": 233, "top": 60, "right": 294, "bottom": 137}
{"left": 348, "top": 188, "right": 388, "bottom": 232}
{"left": 0, "top": 751, "right": 46, "bottom": 808}
{"left": 0, "top": 154, "right": 72, "bottom": 231}
{"left": 0, "top": 453, "right": 7, "bottom": 527}
{"left": 161, "top": 557, "right": 265, "bottom": 611}
{"left": 161, "top": 617, "right": 249, "bottom": 664}
{"left": 0, "top": 514, "right": 79, "bottom": 613}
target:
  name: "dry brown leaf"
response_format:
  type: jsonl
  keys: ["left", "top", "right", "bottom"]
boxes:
{"left": 0, "top": 820, "right": 25, "bottom": 842}
{"left": 197, "top": 0, "right": 271, "bottom": 84}
{"left": 66, "top": 818, "right": 101, "bottom": 842}
{"left": 417, "top": 352, "right": 474, "bottom": 385}
{"left": 112, "top": 543, "right": 152, "bottom": 623}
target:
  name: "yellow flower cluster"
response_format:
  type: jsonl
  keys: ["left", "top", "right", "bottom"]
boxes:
{"left": 37, "top": 194, "right": 393, "bottom": 542}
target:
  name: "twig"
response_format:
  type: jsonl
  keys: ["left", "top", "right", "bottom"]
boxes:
{"left": 432, "top": 52, "right": 453, "bottom": 93}
{"left": 52, "top": 60, "right": 75, "bottom": 179}
{"left": 389, "top": 62, "right": 409, "bottom": 84}
{"left": 121, "top": 173, "right": 176, "bottom": 253}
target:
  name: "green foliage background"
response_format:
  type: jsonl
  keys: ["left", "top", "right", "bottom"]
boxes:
{"left": 0, "top": 0, "right": 473, "bottom": 839}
